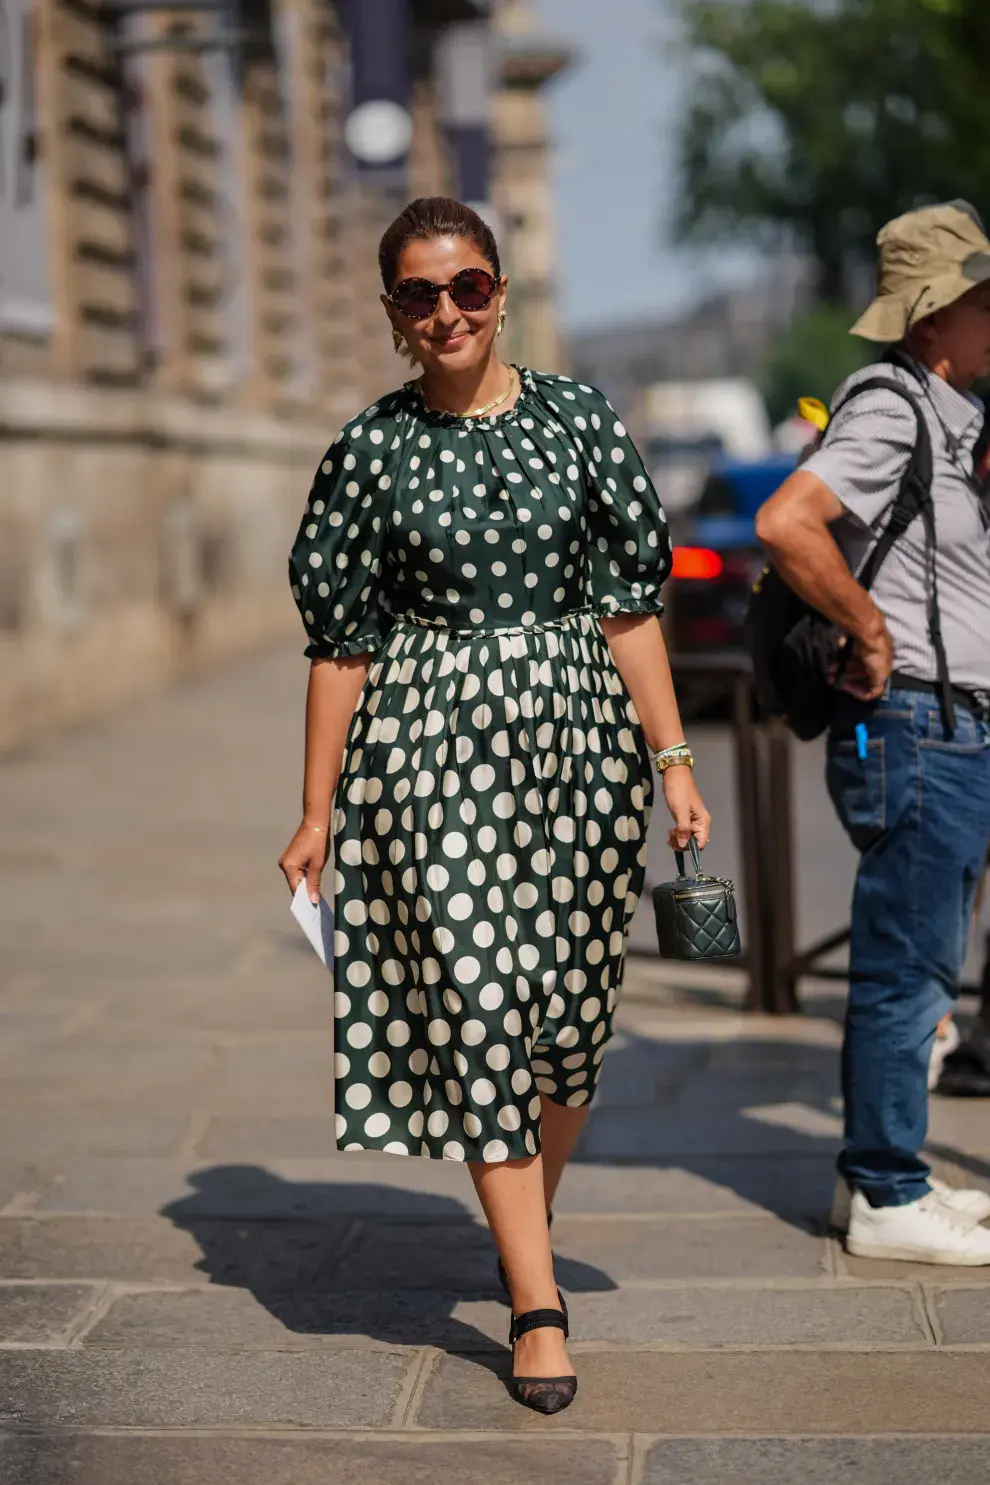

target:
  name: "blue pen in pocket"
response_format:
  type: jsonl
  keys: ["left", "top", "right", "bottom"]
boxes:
{"left": 855, "top": 722, "right": 868, "bottom": 760}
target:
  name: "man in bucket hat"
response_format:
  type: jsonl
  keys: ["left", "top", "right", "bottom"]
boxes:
{"left": 756, "top": 200, "right": 990, "bottom": 1264}
{"left": 851, "top": 199, "right": 990, "bottom": 341}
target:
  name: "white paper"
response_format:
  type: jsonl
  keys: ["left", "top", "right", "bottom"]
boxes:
{"left": 290, "top": 878, "right": 334, "bottom": 967}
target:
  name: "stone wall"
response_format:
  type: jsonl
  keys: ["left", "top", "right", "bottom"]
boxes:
{"left": 0, "top": 377, "right": 327, "bottom": 751}
{"left": 0, "top": 0, "right": 568, "bottom": 752}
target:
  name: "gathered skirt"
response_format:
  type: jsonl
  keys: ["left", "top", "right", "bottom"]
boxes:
{"left": 330, "top": 608, "right": 653, "bottom": 1162}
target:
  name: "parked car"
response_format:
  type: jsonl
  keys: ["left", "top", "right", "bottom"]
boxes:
{"left": 642, "top": 377, "right": 773, "bottom": 516}
{"left": 667, "top": 453, "right": 797, "bottom": 655}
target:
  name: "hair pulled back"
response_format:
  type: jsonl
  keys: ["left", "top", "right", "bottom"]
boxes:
{"left": 379, "top": 197, "right": 501, "bottom": 290}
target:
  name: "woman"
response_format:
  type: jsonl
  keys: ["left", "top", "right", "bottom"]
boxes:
{"left": 279, "top": 197, "right": 710, "bottom": 1412}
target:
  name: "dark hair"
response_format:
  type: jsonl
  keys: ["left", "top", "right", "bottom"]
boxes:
{"left": 379, "top": 196, "right": 501, "bottom": 290}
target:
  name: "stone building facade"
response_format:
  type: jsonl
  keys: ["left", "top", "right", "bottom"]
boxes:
{"left": 0, "top": 0, "right": 568, "bottom": 749}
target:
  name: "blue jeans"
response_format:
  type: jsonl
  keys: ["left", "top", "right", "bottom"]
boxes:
{"left": 827, "top": 687, "right": 990, "bottom": 1207}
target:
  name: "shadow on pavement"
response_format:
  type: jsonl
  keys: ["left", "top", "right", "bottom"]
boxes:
{"left": 161, "top": 1165, "right": 617, "bottom": 1367}
{"left": 572, "top": 1029, "right": 990, "bottom": 1233}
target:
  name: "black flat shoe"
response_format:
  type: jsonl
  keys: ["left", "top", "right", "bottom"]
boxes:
{"left": 498, "top": 1209, "right": 554, "bottom": 1296}
{"left": 938, "top": 1042, "right": 990, "bottom": 1096}
{"left": 507, "top": 1302, "right": 577, "bottom": 1415}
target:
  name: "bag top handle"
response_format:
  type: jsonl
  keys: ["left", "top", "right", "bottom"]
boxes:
{"left": 675, "top": 837, "right": 703, "bottom": 879}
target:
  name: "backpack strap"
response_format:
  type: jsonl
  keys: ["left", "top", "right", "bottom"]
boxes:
{"left": 829, "top": 378, "right": 932, "bottom": 589}
{"left": 974, "top": 402, "right": 990, "bottom": 490}
{"left": 825, "top": 374, "right": 955, "bottom": 733}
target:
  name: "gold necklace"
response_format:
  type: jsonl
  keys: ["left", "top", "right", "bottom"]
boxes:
{"left": 424, "top": 366, "right": 517, "bottom": 420}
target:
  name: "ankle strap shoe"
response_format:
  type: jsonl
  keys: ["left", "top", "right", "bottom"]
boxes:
{"left": 507, "top": 1303, "right": 577, "bottom": 1415}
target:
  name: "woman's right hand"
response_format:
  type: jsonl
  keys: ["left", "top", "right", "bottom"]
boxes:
{"left": 278, "top": 820, "right": 329, "bottom": 903}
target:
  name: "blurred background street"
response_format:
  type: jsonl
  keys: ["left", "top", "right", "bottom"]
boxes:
{"left": 2, "top": 0, "right": 990, "bottom": 1479}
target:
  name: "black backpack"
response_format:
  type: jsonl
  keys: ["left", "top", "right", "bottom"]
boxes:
{"left": 745, "top": 369, "right": 952, "bottom": 740}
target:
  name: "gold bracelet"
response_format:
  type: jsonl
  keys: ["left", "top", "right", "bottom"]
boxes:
{"left": 306, "top": 824, "right": 327, "bottom": 833}
{"left": 655, "top": 749, "right": 694, "bottom": 774}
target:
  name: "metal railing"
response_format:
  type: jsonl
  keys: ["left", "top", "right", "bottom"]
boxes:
{"left": 631, "top": 654, "right": 848, "bottom": 1015}
{"left": 633, "top": 651, "right": 990, "bottom": 1014}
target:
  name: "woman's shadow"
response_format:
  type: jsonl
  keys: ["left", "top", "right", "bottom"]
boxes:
{"left": 162, "top": 1165, "right": 617, "bottom": 1371}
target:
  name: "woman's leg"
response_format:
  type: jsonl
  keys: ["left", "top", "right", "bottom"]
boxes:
{"left": 469, "top": 1156, "right": 571, "bottom": 1377}
{"left": 539, "top": 1097, "right": 590, "bottom": 1212}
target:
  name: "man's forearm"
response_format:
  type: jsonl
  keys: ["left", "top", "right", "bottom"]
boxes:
{"left": 756, "top": 470, "right": 893, "bottom": 699}
{"left": 758, "top": 518, "right": 885, "bottom": 642}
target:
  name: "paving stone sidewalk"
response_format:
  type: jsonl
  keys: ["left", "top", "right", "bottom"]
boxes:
{"left": 2, "top": 645, "right": 990, "bottom": 1484}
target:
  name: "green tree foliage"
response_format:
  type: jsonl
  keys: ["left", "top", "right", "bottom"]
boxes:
{"left": 678, "top": 0, "right": 990, "bottom": 300}
{"left": 762, "top": 304, "right": 875, "bottom": 425}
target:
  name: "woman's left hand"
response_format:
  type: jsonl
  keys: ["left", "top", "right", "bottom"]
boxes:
{"left": 662, "top": 765, "right": 711, "bottom": 850}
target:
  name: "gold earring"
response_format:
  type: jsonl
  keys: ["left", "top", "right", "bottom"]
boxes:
{"left": 392, "top": 329, "right": 404, "bottom": 354}
{"left": 496, "top": 310, "right": 506, "bottom": 336}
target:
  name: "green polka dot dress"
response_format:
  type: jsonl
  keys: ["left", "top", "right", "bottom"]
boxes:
{"left": 289, "top": 368, "right": 671, "bottom": 1163}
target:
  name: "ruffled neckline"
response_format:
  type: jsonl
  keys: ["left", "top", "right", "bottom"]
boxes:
{"left": 404, "top": 365, "right": 537, "bottom": 430}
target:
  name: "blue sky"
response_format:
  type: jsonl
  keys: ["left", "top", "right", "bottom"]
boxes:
{"left": 533, "top": 0, "right": 758, "bottom": 333}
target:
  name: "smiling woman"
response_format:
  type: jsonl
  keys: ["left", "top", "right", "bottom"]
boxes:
{"left": 277, "top": 195, "right": 711, "bottom": 1415}
{"left": 379, "top": 197, "right": 514, "bottom": 413}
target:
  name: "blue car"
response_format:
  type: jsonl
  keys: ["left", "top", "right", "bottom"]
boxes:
{"left": 669, "top": 454, "right": 797, "bottom": 654}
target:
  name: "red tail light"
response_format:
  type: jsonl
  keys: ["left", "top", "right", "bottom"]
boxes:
{"left": 671, "top": 546, "right": 724, "bottom": 581}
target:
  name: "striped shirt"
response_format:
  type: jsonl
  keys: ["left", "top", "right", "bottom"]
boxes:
{"left": 802, "top": 356, "right": 990, "bottom": 690}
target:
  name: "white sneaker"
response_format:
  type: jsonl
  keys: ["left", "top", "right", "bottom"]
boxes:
{"left": 846, "top": 1189, "right": 990, "bottom": 1265}
{"left": 831, "top": 1175, "right": 990, "bottom": 1230}
{"left": 930, "top": 1177, "right": 990, "bottom": 1224}
{"left": 929, "top": 1017, "right": 961, "bottom": 1091}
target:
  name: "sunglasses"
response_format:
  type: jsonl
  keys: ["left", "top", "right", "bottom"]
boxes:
{"left": 390, "top": 268, "right": 499, "bottom": 321}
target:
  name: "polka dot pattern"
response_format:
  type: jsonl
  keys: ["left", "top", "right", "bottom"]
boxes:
{"left": 289, "top": 369, "right": 668, "bottom": 1162}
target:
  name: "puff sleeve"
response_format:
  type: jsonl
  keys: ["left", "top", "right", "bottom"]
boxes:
{"left": 288, "top": 408, "right": 396, "bottom": 660}
{"left": 581, "top": 392, "right": 672, "bottom": 617}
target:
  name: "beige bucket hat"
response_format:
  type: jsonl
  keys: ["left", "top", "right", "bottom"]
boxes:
{"left": 851, "top": 199, "right": 990, "bottom": 342}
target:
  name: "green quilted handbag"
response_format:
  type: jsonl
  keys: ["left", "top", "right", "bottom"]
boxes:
{"left": 652, "top": 838, "right": 741, "bottom": 960}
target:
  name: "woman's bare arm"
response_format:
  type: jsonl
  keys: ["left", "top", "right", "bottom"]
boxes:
{"left": 600, "top": 613, "right": 689, "bottom": 753}
{"left": 302, "top": 656, "right": 371, "bottom": 825}
{"left": 600, "top": 614, "right": 710, "bottom": 848}
{"left": 279, "top": 655, "right": 370, "bottom": 900}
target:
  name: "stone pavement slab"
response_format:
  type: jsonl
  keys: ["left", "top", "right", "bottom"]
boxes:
{"left": 549, "top": 1215, "right": 828, "bottom": 1282}
{"left": 569, "top": 1282, "right": 927, "bottom": 1346}
{"left": 638, "top": 1437, "right": 990, "bottom": 1484}
{"left": 554, "top": 1157, "right": 836, "bottom": 1221}
{"left": 929, "top": 1286, "right": 990, "bottom": 1344}
{"left": 0, "top": 1434, "right": 623, "bottom": 1485}
{"left": 84, "top": 969, "right": 331, "bottom": 1035}
{"left": 0, "top": 1217, "right": 352, "bottom": 1286}
{"left": 580, "top": 1106, "right": 841, "bottom": 1161}
{"left": 328, "top": 1220, "right": 502, "bottom": 1292}
{"left": 82, "top": 1280, "right": 930, "bottom": 1350}
{"left": 927, "top": 1100, "right": 990, "bottom": 1159}
{"left": 0, "top": 1284, "right": 99, "bottom": 1344}
{"left": 86, "top": 1286, "right": 512, "bottom": 1351}
{"left": 417, "top": 1351, "right": 990, "bottom": 1433}
{"left": 27, "top": 1152, "right": 837, "bottom": 1224}
{"left": 0, "top": 1113, "right": 190, "bottom": 1162}
{"left": 0, "top": 1348, "right": 413, "bottom": 1427}
{"left": 0, "top": 1042, "right": 216, "bottom": 1110}
{"left": 31, "top": 1154, "right": 483, "bottom": 1218}
{"left": 838, "top": 1250, "right": 990, "bottom": 1284}
{"left": 196, "top": 1116, "right": 340, "bottom": 1159}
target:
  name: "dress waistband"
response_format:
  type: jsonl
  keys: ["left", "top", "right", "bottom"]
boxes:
{"left": 393, "top": 607, "right": 595, "bottom": 640}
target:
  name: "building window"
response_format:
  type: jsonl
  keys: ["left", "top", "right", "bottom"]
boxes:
{"left": 0, "top": 0, "right": 52, "bottom": 335}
